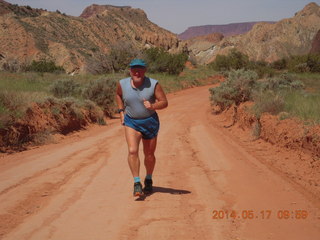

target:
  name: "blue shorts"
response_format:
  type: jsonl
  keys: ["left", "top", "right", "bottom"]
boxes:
{"left": 124, "top": 113, "right": 160, "bottom": 139}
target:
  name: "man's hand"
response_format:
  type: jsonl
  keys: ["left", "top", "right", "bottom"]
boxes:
{"left": 143, "top": 98, "right": 154, "bottom": 110}
{"left": 120, "top": 112, "right": 125, "bottom": 125}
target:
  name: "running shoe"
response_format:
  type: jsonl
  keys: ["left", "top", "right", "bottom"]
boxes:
{"left": 144, "top": 178, "right": 153, "bottom": 193}
{"left": 133, "top": 182, "right": 144, "bottom": 197}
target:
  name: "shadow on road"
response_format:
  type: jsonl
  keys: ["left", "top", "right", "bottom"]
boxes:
{"left": 135, "top": 186, "right": 191, "bottom": 201}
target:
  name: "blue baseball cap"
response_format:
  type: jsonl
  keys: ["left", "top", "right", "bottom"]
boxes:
{"left": 129, "top": 59, "right": 147, "bottom": 68}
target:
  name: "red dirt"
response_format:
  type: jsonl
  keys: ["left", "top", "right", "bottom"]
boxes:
{"left": 0, "top": 85, "right": 319, "bottom": 240}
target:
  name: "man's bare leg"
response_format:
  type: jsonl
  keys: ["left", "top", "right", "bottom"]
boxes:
{"left": 142, "top": 137, "right": 157, "bottom": 193}
{"left": 143, "top": 137, "right": 157, "bottom": 175}
{"left": 125, "top": 126, "right": 142, "bottom": 177}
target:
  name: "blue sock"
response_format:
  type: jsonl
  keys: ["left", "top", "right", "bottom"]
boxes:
{"left": 134, "top": 177, "right": 141, "bottom": 183}
{"left": 146, "top": 174, "right": 152, "bottom": 180}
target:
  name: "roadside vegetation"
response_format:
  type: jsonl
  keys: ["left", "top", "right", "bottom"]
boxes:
{"left": 0, "top": 48, "right": 217, "bottom": 150}
{"left": 209, "top": 49, "right": 320, "bottom": 124}
{"left": 2, "top": 45, "right": 319, "bottom": 150}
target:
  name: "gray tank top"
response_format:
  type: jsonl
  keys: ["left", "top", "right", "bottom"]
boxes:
{"left": 120, "top": 77, "right": 158, "bottom": 119}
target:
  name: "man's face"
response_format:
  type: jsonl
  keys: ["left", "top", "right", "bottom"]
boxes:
{"left": 130, "top": 67, "right": 146, "bottom": 82}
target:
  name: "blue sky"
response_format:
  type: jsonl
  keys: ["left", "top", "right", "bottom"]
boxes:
{"left": 5, "top": 0, "right": 319, "bottom": 33}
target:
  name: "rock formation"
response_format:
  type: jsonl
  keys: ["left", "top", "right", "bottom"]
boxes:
{"left": 310, "top": 29, "right": 320, "bottom": 53}
{"left": 185, "top": 33, "right": 224, "bottom": 65}
{"left": 0, "top": 1, "right": 182, "bottom": 73}
{"left": 209, "top": 2, "right": 320, "bottom": 63}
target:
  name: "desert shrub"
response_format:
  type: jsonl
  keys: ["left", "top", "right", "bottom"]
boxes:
{"left": 210, "top": 49, "right": 250, "bottom": 71}
{"left": 209, "top": 69, "right": 258, "bottom": 110}
{"left": 26, "top": 60, "right": 65, "bottom": 73}
{"left": 49, "top": 79, "right": 81, "bottom": 98}
{"left": 143, "top": 47, "right": 188, "bottom": 75}
{"left": 259, "top": 73, "right": 304, "bottom": 91}
{"left": 82, "top": 78, "right": 117, "bottom": 116}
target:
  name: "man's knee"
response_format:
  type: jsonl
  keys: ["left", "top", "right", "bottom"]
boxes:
{"left": 144, "top": 152, "right": 155, "bottom": 160}
{"left": 128, "top": 147, "right": 139, "bottom": 156}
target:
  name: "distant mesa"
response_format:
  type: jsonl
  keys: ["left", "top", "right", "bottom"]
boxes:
{"left": 178, "top": 22, "right": 276, "bottom": 40}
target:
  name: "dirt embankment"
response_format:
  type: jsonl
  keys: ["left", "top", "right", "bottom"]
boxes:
{"left": 0, "top": 99, "right": 104, "bottom": 152}
{"left": 215, "top": 101, "right": 320, "bottom": 198}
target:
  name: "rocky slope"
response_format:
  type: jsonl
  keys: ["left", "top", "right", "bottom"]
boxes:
{"left": 185, "top": 33, "right": 224, "bottom": 65}
{"left": 178, "top": 22, "right": 274, "bottom": 40}
{"left": 210, "top": 2, "right": 320, "bottom": 63}
{"left": 310, "top": 29, "right": 320, "bottom": 53}
{"left": 0, "top": 1, "right": 182, "bottom": 74}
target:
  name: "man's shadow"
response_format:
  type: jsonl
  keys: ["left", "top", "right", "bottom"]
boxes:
{"left": 135, "top": 186, "right": 191, "bottom": 201}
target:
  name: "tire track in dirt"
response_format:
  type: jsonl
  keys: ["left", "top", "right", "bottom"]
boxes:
{"left": 0, "top": 128, "right": 122, "bottom": 238}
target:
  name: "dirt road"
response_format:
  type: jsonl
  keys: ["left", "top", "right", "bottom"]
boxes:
{"left": 0, "top": 85, "right": 319, "bottom": 240}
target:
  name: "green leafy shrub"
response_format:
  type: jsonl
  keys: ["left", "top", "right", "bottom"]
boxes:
{"left": 209, "top": 49, "right": 250, "bottom": 71}
{"left": 209, "top": 69, "right": 258, "bottom": 110}
{"left": 26, "top": 60, "right": 65, "bottom": 73}
{"left": 143, "top": 47, "right": 188, "bottom": 75}
{"left": 49, "top": 79, "right": 81, "bottom": 98}
{"left": 82, "top": 78, "right": 117, "bottom": 116}
{"left": 286, "top": 54, "right": 320, "bottom": 73}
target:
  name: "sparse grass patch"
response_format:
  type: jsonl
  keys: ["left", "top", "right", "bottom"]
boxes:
{"left": 252, "top": 91, "right": 285, "bottom": 118}
{"left": 291, "top": 72, "right": 320, "bottom": 93}
{"left": 284, "top": 91, "right": 320, "bottom": 124}
{"left": 0, "top": 90, "right": 29, "bottom": 128}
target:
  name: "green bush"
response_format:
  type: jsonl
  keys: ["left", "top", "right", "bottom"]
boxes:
{"left": 26, "top": 60, "right": 65, "bottom": 73}
{"left": 209, "top": 69, "right": 258, "bottom": 110}
{"left": 82, "top": 78, "right": 117, "bottom": 116}
{"left": 209, "top": 49, "right": 250, "bottom": 71}
{"left": 286, "top": 54, "right": 320, "bottom": 73}
{"left": 49, "top": 79, "right": 81, "bottom": 98}
{"left": 143, "top": 47, "right": 188, "bottom": 75}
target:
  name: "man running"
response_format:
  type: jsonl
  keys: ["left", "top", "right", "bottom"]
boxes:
{"left": 115, "top": 59, "right": 168, "bottom": 197}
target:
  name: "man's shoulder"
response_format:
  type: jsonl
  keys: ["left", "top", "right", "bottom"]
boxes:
{"left": 146, "top": 77, "right": 158, "bottom": 84}
{"left": 119, "top": 77, "right": 131, "bottom": 84}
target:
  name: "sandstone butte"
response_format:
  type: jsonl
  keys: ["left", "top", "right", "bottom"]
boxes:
{"left": 0, "top": 0, "right": 183, "bottom": 74}
{"left": 210, "top": 2, "right": 320, "bottom": 63}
